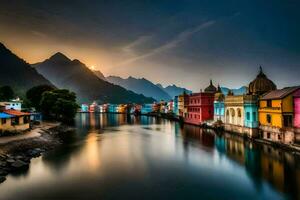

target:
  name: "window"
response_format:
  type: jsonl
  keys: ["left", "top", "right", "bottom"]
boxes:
{"left": 253, "top": 112, "right": 256, "bottom": 121}
{"left": 278, "top": 134, "right": 281, "bottom": 140}
{"left": 246, "top": 112, "right": 250, "bottom": 120}
{"left": 267, "top": 100, "right": 272, "bottom": 107}
{"left": 267, "top": 114, "right": 272, "bottom": 124}
{"left": 267, "top": 132, "right": 271, "bottom": 139}
{"left": 283, "top": 115, "right": 293, "bottom": 127}
{"left": 1, "top": 118, "right": 6, "bottom": 125}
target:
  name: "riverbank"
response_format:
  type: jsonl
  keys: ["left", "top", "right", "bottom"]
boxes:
{"left": 0, "top": 122, "right": 75, "bottom": 184}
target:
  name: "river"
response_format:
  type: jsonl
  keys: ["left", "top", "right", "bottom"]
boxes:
{"left": 0, "top": 113, "right": 299, "bottom": 200}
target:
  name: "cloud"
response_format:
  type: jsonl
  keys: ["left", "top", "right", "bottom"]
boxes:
{"left": 118, "top": 20, "right": 216, "bottom": 66}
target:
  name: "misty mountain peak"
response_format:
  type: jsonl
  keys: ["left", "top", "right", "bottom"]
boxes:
{"left": 49, "top": 52, "right": 71, "bottom": 62}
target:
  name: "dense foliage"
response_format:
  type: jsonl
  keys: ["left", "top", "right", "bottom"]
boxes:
{"left": 40, "top": 89, "right": 78, "bottom": 123}
{"left": 0, "top": 85, "right": 14, "bottom": 101}
{"left": 26, "top": 85, "right": 55, "bottom": 110}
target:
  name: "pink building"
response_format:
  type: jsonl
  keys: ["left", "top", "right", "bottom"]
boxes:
{"left": 294, "top": 89, "right": 300, "bottom": 128}
{"left": 184, "top": 92, "right": 215, "bottom": 125}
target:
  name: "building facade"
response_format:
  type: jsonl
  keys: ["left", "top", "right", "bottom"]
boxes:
{"left": 1, "top": 109, "right": 30, "bottom": 132}
{"left": 184, "top": 81, "right": 216, "bottom": 125}
{"left": 259, "top": 87, "right": 300, "bottom": 144}
{"left": 224, "top": 95, "right": 259, "bottom": 138}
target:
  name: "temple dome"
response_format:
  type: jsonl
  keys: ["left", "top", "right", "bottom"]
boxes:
{"left": 248, "top": 66, "right": 277, "bottom": 95}
{"left": 204, "top": 80, "right": 217, "bottom": 93}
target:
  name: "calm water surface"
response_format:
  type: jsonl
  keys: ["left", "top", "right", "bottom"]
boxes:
{"left": 1, "top": 113, "right": 300, "bottom": 200}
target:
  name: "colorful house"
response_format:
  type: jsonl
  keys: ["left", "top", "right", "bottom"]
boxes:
{"left": 167, "top": 100, "right": 173, "bottom": 113}
{"left": 184, "top": 80, "right": 216, "bottom": 125}
{"left": 108, "top": 104, "right": 118, "bottom": 113}
{"left": 178, "top": 92, "right": 189, "bottom": 118}
{"left": 1, "top": 109, "right": 31, "bottom": 132}
{"left": 173, "top": 96, "right": 179, "bottom": 116}
{"left": 81, "top": 104, "right": 89, "bottom": 112}
{"left": 224, "top": 67, "right": 276, "bottom": 138}
{"left": 89, "top": 102, "right": 99, "bottom": 112}
{"left": 259, "top": 86, "right": 300, "bottom": 144}
{"left": 0, "top": 98, "right": 22, "bottom": 111}
{"left": 141, "top": 104, "right": 153, "bottom": 114}
{"left": 214, "top": 85, "right": 225, "bottom": 122}
{"left": 294, "top": 90, "right": 300, "bottom": 128}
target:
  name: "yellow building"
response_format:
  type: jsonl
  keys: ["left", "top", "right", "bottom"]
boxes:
{"left": 259, "top": 86, "right": 300, "bottom": 144}
{"left": 0, "top": 109, "right": 30, "bottom": 133}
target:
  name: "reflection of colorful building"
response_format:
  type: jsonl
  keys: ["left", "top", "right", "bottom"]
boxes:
{"left": 184, "top": 80, "right": 216, "bottom": 125}
{"left": 259, "top": 86, "right": 300, "bottom": 144}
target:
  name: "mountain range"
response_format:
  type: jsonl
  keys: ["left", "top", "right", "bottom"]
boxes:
{"left": 106, "top": 76, "right": 172, "bottom": 101}
{"left": 156, "top": 84, "right": 192, "bottom": 99}
{"left": 0, "top": 42, "right": 52, "bottom": 95}
{"left": 33, "top": 53, "right": 154, "bottom": 104}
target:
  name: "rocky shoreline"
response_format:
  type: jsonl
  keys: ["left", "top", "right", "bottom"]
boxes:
{"left": 0, "top": 124, "right": 75, "bottom": 184}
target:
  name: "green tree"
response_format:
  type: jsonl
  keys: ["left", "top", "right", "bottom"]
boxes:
{"left": 0, "top": 86, "right": 14, "bottom": 101}
{"left": 40, "top": 89, "right": 78, "bottom": 123}
{"left": 26, "top": 85, "right": 55, "bottom": 110}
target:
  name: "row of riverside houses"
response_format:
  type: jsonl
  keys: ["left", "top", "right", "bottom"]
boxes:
{"left": 80, "top": 67, "right": 300, "bottom": 146}
{"left": 175, "top": 66, "right": 299, "bottom": 146}
{"left": 0, "top": 98, "right": 32, "bottom": 134}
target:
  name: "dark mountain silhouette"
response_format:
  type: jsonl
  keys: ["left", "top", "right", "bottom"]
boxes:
{"left": 0, "top": 42, "right": 53, "bottom": 95}
{"left": 33, "top": 53, "right": 154, "bottom": 103}
{"left": 106, "top": 76, "right": 171, "bottom": 101}
{"left": 157, "top": 84, "right": 192, "bottom": 99}
{"left": 93, "top": 70, "right": 106, "bottom": 81}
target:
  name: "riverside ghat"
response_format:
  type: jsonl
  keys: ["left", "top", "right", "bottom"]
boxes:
{"left": 80, "top": 67, "right": 300, "bottom": 151}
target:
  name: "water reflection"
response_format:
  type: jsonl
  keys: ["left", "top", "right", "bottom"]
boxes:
{"left": 0, "top": 113, "right": 299, "bottom": 199}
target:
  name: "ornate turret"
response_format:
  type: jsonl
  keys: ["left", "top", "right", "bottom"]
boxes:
{"left": 248, "top": 66, "right": 277, "bottom": 95}
{"left": 214, "top": 84, "right": 225, "bottom": 101}
{"left": 204, "top": 79, "right": 217, "bottom": 93}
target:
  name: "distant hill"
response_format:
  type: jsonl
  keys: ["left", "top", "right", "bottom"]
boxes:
{"left": 221, "top": 86, "right": 247, "bottom": 95}
{"left": 93, "top": 70, "right": 106, "bottom": 81}
{"left": 157, "top": 84, "right": 192, "bottom": 99}
{"left": 0, "top": 42, "right": 53, "bottom": 95}
{"left": 33, "top": 53, "right": 154, "bottom": 104}
{"left": 106, "top": 76, "right": 171, "bottom": 101}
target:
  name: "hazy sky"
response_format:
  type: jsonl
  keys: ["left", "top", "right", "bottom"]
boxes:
{"left": 0, "top": 0, "right": 299, "bottom": 91}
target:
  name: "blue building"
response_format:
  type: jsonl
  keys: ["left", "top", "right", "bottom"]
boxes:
{"left": 173, "top": 96, "right": 179, "bottom": 116}
{"left": 243, "top": 95, "right": 259, "bottom": 129}
{"left": 141, "top": 104, "right": 153, "bottom": 114}
{"left": 214, "top": 85, "right": 225, "bottom": 122}
{"left": 81, "top": 104, "right": 89, "bottom": 112}
{"left": 108, "top": 104, "right": 118, "bottom": 113}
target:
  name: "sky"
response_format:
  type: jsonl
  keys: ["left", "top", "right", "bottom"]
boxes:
{"left": 0, "top": 0, "right": 299, "bottom": 92}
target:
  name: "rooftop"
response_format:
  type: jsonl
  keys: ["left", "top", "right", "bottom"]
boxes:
{"left": 3, "top": 109, "right": 30, "bottom": 116}
{"left": 0, "top": 112, "right": 14, "bottom": 119}
{"left": 261, "top": 86, "right": 300, "bottom": 100}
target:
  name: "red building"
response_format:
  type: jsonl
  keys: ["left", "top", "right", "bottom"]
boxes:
{"left": 184, "top": 80, "right": 216, "bottom": 125}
